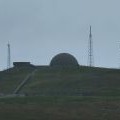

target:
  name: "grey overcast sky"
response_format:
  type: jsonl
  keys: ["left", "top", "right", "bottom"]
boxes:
{"left": 0, "top": 0, "right": 120, "bottom": 70}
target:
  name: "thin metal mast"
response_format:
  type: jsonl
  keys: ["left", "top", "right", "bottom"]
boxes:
{"left": 7, "top": 42, "right": 11, "bottom": 69}
{"left": 88, "top": 26, "right": 94, "bottom": 67}
{"left": 118, "top": 41, "right": 120, "bottom": 68}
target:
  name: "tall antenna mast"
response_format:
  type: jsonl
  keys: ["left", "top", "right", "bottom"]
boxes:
{"left": 7, "top": 42, "right": 11, "bottom": 69}
{"left": 118, "top": 41, "right": 120, "bottom": 68}
{"left": 88, "top": 26, "right": 94, "bottom": 67}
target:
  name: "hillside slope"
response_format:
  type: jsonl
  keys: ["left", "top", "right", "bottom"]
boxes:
{"left": 0, "top": 67, "right": 35, "bottom": 94}
{"left": 1, "top": 66, "right": 120, "bottom": 120}
{"left": 0, "top": 66, "right": 120, "bottom": 96}
{"left": 18, "top": 66, "right": 120, "bottom": 96}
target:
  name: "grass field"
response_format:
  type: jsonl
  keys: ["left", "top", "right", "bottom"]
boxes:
{"left": 0, "top": 67, "right": 34, "bottom": 94}
{"left": 20, "top": 66, "right": 120, "bottom": 96}
{"left": 0, "top": 96, "right": 120, "bottom": 120}
{"left": 0, "top": 66, "right": 120, "bottom": 120}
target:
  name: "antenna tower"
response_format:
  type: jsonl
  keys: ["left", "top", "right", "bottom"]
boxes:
{"left": 88, "top": 26, "right": 94, "bottom": 67}
{"left": 7, "top": 42, "right": 11, "bottom": 69}
{"left": 118, "top": 41, "right": 120, "bottom": 68}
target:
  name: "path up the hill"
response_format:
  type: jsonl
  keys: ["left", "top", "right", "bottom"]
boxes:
{"left": 13, "top": 69, "right": 37, "bottom": 94}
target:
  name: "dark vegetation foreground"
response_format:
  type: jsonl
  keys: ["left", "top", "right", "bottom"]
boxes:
{"left": 0, "top": 66, "right": 120, "bottom": 120}
{"left": 1, "top": 96, "right": 120, "bottom": 120}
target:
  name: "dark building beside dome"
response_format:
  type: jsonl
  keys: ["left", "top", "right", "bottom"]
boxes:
{"left": 13, "top": 62, "right": 34, "bottom": 68}
{"left": 50, "top": 53, "right": 79, "bottom": 68}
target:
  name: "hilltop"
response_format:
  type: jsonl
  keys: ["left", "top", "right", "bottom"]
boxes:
{"left": 0, "top": 66, "right": 120, "bottom": 96}
{"left": 0, "top": 66, "right": 120, "bottom": 120}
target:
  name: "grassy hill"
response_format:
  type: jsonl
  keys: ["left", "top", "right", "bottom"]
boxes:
{"left": 19, "top": 66, "right": 120, "bottom": 96}
{"left": 0, "top": 67, "right": 35, "bottom": 94}
{"left": 0, "top": 96, "right": 120, "bottom": 120}
{"left": 0, "top": 66, "right": 120, "bottom": 120}
{"left": 0, "top": 66, "right": 120, "bottom": 96}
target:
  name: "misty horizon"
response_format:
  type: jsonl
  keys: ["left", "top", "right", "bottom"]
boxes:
{"left": 0, "top": 0, "right": 120, "bottom": 70}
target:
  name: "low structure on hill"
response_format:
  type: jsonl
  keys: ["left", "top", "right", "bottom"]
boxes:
{"left": 13, "top": 62, "right": 34, "bottom": 68}
{"left": 13, "top": 53, "right": 79, "bottom": 69}
{"left": 50, "top": 53, "right": 79, "bottom": 68}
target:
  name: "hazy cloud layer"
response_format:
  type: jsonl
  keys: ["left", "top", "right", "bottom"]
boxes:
{"left": 0, "top": 0, "right": 120, "bottom": 70}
